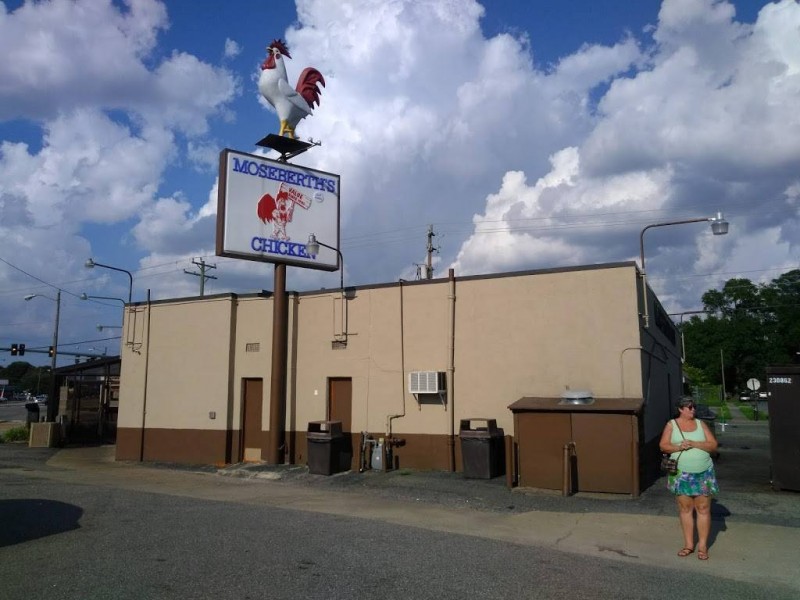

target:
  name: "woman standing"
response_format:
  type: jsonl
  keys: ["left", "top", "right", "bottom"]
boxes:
{"left": 659, "top": 397, "right": 719, "bottom": 560}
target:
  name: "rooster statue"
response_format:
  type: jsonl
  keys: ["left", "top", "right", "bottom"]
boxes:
{"left": 258, "top": 39, "right": 325, "bottom": 139}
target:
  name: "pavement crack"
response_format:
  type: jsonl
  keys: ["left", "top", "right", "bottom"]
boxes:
{"left": 597, "top": 545, "right": 638, "bottom": 558}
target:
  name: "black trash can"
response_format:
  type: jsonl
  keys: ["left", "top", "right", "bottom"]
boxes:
{"left": 25, "top": 402, "right": 40, "bottom": 426}
{"left": 460, "top": 418, "right": 505, "bottom": 479}
{"left": 307, "top": 421, "right": 345, "bottom": 475}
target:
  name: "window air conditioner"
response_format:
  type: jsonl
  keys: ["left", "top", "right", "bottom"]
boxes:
{"left": 408, "top": 371, "right": 445, "bottom": 394}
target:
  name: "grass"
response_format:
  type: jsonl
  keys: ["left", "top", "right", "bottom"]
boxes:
{"left": 2, "top": 426, "right": 29, "bottom": 443}
{"left": 737, "top": 403, "right": 767, "bottom": 421}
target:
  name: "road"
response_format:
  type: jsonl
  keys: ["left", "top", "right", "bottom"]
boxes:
{"left": 0, "top": 444, "right": 797, "bottom": 600}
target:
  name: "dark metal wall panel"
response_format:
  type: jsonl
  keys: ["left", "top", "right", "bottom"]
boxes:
{"left": 766, "top": 366, "right": 800, "bottom": 491}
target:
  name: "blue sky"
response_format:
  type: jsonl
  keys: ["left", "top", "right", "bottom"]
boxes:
{"left": 1, "top": 0, "right": 797, "bottom": 367}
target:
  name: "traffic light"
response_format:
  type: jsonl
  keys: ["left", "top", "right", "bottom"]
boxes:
{"left": 10, "top": 343, "right": 17, "bottom": 356}
{"left": 18, "top": 343, "right": 25, "bottom": 356}
{"left": 48, "top": 346, "right": 55, "bottom": 357}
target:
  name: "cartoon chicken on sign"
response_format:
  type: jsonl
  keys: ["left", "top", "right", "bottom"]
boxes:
{"left": 258, "top": 39, "right": 325, "bottom": 139}
{"left": 257, "top": 183, "right": 312, "bottom": 241}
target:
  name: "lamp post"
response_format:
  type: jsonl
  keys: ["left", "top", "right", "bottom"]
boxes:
{"left": 639, "top": 212, "right": 729, "bottom": 328}
{"left": 307, "top": 233, "right": 344, "bottom": 290}
{"left": 85, "top": 258, "right": 133, "bottom": 304}
{"left": 24, "top": 290, "right": 60, "bottom": 421}
{"left": 668, "top": 310, "right": 710, "bottom": 363}
{"left": 80, "top": 293, "right": 125, "bottom": 305}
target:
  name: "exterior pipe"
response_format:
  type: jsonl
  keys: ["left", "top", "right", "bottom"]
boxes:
{"left": 447, "top": 269, "right": 456, "bottom": 472}
{"left": 562, "top": 442, "right": 575, "bottom": 496}
{"left": 387, "top": 279, "right": 407, "bottom": 439}
{"left": 139, "top": 289, "right": 152, "bottom": 462}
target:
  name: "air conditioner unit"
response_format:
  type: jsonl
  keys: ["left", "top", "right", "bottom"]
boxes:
{"left": 408, "top": 371, "right": 445, "bottom": 394}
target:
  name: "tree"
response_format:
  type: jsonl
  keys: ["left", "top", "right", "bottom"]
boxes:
{"left": 682, "top": 272, "right": 800, "bottom": 392}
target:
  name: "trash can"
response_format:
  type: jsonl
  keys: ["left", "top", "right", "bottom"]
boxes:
{"left": 307, "top": 421, "right": 345, "bottom": 475}
{"left": 25, "top": 402, "right": 40, "bottom": 426}
{"left": 460, "top": 418, "right": 505, "bottom": 479}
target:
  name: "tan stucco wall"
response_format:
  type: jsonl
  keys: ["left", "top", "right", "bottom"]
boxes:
{"left": 117, "top": 263, "right": 681, "bottom": 465}
{"left": 118, "top": 296, "right": 235, "bottom": 431}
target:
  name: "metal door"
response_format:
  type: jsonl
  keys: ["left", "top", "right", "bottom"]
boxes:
{"left": 327, "top": 377, "right": 353, "bottom": 468}
{"left": 515, "top": 412, "right": 571, "bottom": 489}
{"left": 241, "top": 378, "right": 263, "bottom": 462}
{"left": 572, "top": 413, "right": 634, "bottom": 493}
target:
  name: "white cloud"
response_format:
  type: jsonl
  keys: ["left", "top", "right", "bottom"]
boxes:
{"left": 451, "top": 0, "right": 800, "bottom": 311}
{"left": 4, "top": 0, "right": 800, "bottom": 357}
{"left": 224, "top": 38, "right": 242, "bottom": 59}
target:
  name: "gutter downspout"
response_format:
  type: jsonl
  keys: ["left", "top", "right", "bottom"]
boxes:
{"left": 387, "top": 279, "right": 407, "bottom": 438}
{"left": 139, "top": 289, "right": 152, "bottom": 462}
{"left": 447, "top": 269, "right": 456, "bottom": 472}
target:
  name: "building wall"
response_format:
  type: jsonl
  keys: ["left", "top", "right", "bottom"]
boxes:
{"left": 116, "top": 263, "right": 678, "bottom": 471}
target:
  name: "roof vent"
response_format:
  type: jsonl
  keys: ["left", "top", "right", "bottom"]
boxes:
{"left": 559, "top": 390, "right": 595, "bottom": 406}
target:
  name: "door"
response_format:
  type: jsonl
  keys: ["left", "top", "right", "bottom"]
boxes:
{"left": 515, "top": 412, "right": 571, "bottom": 489}
{"left": 328, "top": 378, "right": 353, "bottom": 468}
{"left": 241, "top": 378, "right": 263, "bottom": 462}
{"left": 572, "top": 413, "right": 634, "bottom": 493}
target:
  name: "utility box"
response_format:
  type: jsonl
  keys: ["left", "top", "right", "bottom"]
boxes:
{"left": 766, "top": 366, "right": 800, "bottom": 491}
{"left": 509, "top": 397, "right": 643, "bottom": 495}
{"left": 307, "top": 421, "right": 346, "bottom": 476}
{"left": 460, "top": 419, "right": 505, "bottom": 479}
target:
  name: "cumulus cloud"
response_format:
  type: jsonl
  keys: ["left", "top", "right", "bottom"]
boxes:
{"left": 3, "top": 0, "right": 800, "bottom": 354}
{"left": 451, "top": 0, "right": 800, "bottom": 312}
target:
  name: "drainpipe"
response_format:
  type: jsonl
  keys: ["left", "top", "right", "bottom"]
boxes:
{"left": 447, "top": 269, "right": 456, "bottom": 472}
{"left": 139, "top": 289, "right": 152, "bottom": 462}
{"left": 387, "top": 279, "right": 407, "bottom": 438}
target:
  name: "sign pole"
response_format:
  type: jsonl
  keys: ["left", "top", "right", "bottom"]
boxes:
{"left": 267, "top": 263, "right": 288, "bottom": 464}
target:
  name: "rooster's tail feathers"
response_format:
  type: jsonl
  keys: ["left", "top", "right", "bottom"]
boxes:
{"left": 296, "top": 68, "right": 325, "bottom": 108}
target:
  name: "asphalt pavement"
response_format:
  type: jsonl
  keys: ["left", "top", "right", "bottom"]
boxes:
{"left": 1, "top": 405, "right": 799, "bottom": 594}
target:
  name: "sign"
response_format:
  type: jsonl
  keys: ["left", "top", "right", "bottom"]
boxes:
{"left": 746, "top": 378, "right": 761, "bottom": 391}
{"left": 216, "top": 149, "right": 340, "bottom": 271}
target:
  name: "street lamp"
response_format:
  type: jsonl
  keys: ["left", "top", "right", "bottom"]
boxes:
{"left": 24, "top": 290, "right": 60, "bottom": 421}
{"left": 80, "top": 292, "right": 125, "bottom": 305}
{"left": 639, "top": 212, "right": 729, "bottom": 328}
{"left": 85, "top": 258, "right": 133, "bottom": 304}
{"left": 307, "top": 233, "right": 344, "bottom": 290}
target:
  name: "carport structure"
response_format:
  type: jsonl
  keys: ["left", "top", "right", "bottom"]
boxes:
{"left": 55, "top": 356, "right": 120, "bottom": 444}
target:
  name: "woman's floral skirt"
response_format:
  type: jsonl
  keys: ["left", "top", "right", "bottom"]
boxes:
{"left": 667, "top": 466, "right": 719, "bottom": 497}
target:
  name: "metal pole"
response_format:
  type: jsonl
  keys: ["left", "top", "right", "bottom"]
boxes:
{"left": 267, "top": 264, "right": 288, "bottom": 464}
{"left": 720, "top": 348, "right": 726, "bottom": 403}
{"left": 638, "top": 217, "right": 719, "bottom": 328}
{"left": 47, "top": 290, "right": 61, "bottom": 422}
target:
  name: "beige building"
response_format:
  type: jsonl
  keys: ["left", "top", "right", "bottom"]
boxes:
{"left": 116, "top": 261, "right": 681, "bottom": 491}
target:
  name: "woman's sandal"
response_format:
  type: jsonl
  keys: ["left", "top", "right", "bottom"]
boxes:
{"left": 697, "top": 548, "right": 709, "bottom": 560}
{"left": 677, "top": 547, "right": 694, "bottom": 557}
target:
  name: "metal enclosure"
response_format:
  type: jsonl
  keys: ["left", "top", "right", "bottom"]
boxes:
{"left": 306, "top": 420, "right": 345, "bottom": 475}
{"left": 766, "top": 366, "right": 800, "bottom": 491}
{"left": 509, "top": 397, "right": 643, "bottom": 495}
{"left": 459, "top": 419, "right": 505, "bottom": 479}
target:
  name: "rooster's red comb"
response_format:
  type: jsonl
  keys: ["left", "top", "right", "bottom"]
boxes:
{"left": 268, "top": 39, "right": 291, "bottom": 59}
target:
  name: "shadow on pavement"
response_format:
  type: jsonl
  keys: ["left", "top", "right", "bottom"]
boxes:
{"left": 0, "top": 499, "right": 83, "bottom": 547}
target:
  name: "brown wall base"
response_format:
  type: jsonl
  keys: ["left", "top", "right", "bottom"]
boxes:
{"left": 116, "top": 427, "right": 236, "bottom": 466}
{"left": 117, "top": 427, "right": 464, "bottom": 472}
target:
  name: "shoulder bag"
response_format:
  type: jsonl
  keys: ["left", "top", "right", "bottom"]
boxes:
{"left": 660, "top": 419, "right": 685, "bottom": 475}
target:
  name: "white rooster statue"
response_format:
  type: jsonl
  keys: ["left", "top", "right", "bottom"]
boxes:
{"left": 258, "top": 39, "right": 325, "bottom": 139}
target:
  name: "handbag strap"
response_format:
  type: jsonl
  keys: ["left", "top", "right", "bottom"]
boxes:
{"left": 672, "top": 419, "right": 686, "bottom": 462}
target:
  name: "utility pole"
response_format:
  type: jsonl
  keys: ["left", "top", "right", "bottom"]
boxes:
{"left": 184, "top": 258, "right": 217, "bottom": 296}
{"left": 425, "top": 224, "right": 439, "bottom": 280}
